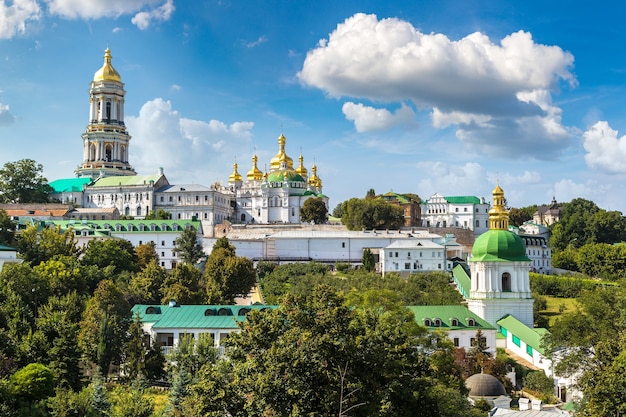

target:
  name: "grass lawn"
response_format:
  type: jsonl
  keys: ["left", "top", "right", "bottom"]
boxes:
{"left": 541, "top": 296, "right": 578, "bottom": 327}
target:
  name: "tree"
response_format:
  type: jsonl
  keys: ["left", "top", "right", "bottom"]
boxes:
{"left": 365, "top": 188, "right": 376, "bottom": 199}
{"left": 204, "top": 242, "right": 256, "bottom": 304}
{"left": 509, "top": 206, "right": 535, "bottom": 227}
{"left": 173, "top": 227, "right": 204, "bottom": 265}
{"left": 129, "top": 260, "right": 167, "bottom": 304}
{"left": 135, "top": 241, "right": 159, "bottom": 270}
{"left": 331, "top": 203, "right": 343, "bottom": 218}
{"left": 362, "top": 248, "right": 375, "bottom": 272}
{"left": 205, "top": 286, "right": 480, "bottom": 416}
{"left": 124, "top": 314, "right": 147, "bottom": 381}
{"left": 9, "top": 363, "right": 54, "bottom": 405}
{"left": 0, "top": 210, "right": 16, "bottom": 246}
{"left": 16, "top": 224, "right": 79, "bottom": 266}
{"left": 341, "top": 197, "right": 403, "bottom": 230}
{"left": 300, "top": 197, "right": 328, "bottom": 224}
{"left": 81, "top": 238, "right": 138, "bottom": 274}
{"left": 161, "top": 263, "right": 205, "bottom": 304}
{"left": 78, "top": 280, "right": 131, "bottom": 376}
{"left": 145, "top": 208, "right": 171, "bottom": 220}
{"left": 0, "top": 159, "right": 53, "bottom": 203}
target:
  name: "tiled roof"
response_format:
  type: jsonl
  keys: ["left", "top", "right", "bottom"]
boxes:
{"left": 407, "top": 305, "right": 495, "bottom": 330}
{"left": 497, "top": 314, "right": 548, "bottom": 354}
{"left": 131, "top": 304, "right": 277, "bottom": 329}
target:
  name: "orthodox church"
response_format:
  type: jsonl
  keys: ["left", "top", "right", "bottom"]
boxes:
{"left": 227, "top": 133, "right": 328, "bottom": 224}
{"left": 49, "top": 48, "right": 327, "bottom": 225}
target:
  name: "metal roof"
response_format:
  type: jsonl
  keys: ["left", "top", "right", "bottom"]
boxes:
{"left": 407, "top": 305, "right": 496, "bottom": 330}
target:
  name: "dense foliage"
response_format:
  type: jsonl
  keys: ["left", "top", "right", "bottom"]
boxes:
{"left": 299, "top": 197, "right": 328, "bottom": 224}
{"left": 340, "top": 197, "right": 404, "bottom": 230}
{"left": 0, "top": 159, "right": 53, "bottom": 204}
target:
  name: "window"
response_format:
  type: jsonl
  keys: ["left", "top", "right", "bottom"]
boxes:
{"left": 423, "top": 319, "right": 432, "bottom": 326}
{"left": 160, "top": 196, "right": 164, "bottom": 202}
{"left": 342, "top": 242, "right": 346, "bottom": 248}
{"left": 467, "top": 318, "right": 476, "bottom": 326}
{"left": 502, "top": 272, "right": 511, "bottom": 292}
{"left": 434, "top": 319, "right": 442, "bottom": 327}
{"left": 169, "top": 196, "right": 173, "bottom": 202}
{"left": 161, "top": 252, "right": 165, "bottom": 257}
{"left": 476, "top": 220, "right": 479, "bottom": 227}
{"left": 526, "top": 344, "right": 533, "bottom": 356}
{"left": 464, "top": 207, "right": 467, "bottom": 212}
{"left": 161, "top": 241, "right": 165, "bottom": 246}
{"left": 404, "top": 263, "right": 410, "bottom": 270}
{"left": 455, "top": 208, "right": 458, "bottom": 212}
{"left": 389, "top": 252, "right": 393, "bottom": 258}
{"left": 453, "top": 337, "right": 459, "bottom": 347}
{"left": 512, "top": 335, "right": 521, "bottom": 347}
{"left": 395, "top": 252, "right": 398, "bottom": 257}
{"left": 451, "top": 319, "right": 458, "bottom": 326}
{"left": 501, "top": 327, "right": 508, "bottom": 336}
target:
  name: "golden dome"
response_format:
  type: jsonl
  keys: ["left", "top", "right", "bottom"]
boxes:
{"left": 93, "top": 48, "right": 122, "bottom": 83}
{"left": 295, "top": 153, "right": 308, "bottom": 177}
{"left": 229, "top": 163, "right": 242, "bottom": 183}
{"left": 246, "top": 154, "right": 263, "bottom": 181}
{"left": 270, "top": 134, "right": 294, "bottom": 171}
{"left": 308, "top": 164, "right": 322, "bottom": 189}
{"left": 488, "top": 183, "right": 509, "bottom": 230}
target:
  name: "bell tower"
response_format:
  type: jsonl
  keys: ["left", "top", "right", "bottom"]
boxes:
{"left": 75, "top": 48, "right": 136, "bottom": 178}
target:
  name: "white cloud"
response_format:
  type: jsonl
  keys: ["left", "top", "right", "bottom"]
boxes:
{"left": 299, "top": 13, "right": 576, "bottom": 158}
{"left": 131, "top": 0, "right": 174, "bottom": 30}
{"left": 44, "top": 0, "right": 173, "bottom": 26}
{"left": 245, "top": 35, "right": 267, "bottom": 48}
{"left": 0, "top": 0, "right": 40, "bottom": 39}
{"left": 170, "top": 84, "right": 181, "bottom": 91}
{"left": 342, "top": 102, "right": 415, "bottom": 132}
{"left": 0, "top": 99, "right": 15, "bottom": 126}
{"left": 582, "top": 121, "right": 626, "bottom": 174}
{"left": 125, "top": 98, "right": 254, "bottom": 183}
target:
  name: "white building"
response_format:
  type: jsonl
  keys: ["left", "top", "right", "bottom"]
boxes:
{"left": 380, "top": 240, "right": 451, "bottom": 276}
{"left": 0, "top": 245, "right": 21, "bottom": 271}
{"left": 421, "top": 194, "right": 490, "bottom": 235}
{"left": 154, "top": 183, "right": 234, "bottom": 224}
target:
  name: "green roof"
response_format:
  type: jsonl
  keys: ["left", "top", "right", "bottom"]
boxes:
{"left": 49, "top": 178, "right": 92, "bottom": 193}
{"left": 452, "top": 264, "right": 471, "bottom": 298}
{"left": 497, "top": 314, "right": 548, "bottom": 354}
{"left": 131, "top": 304, "right": 277, "bottom": 329}
{"left": 0, "top": 245, "right": 17, "bottom": 251}
{"left": 266, "top": 170, "right": 306, "bottom": 183}
{"left": 444, "top": 196, "right": 481, "bottom": 204}
{"left": 92, "top": 175, "right": 162, "bottom": 187}
{"left": 381, "top": 192, "right": 409, "bottom": 204}
{"left": 407, "top": 305, "right": 495, "bottom": 330}
{"left": 470, "top": 230, "right": 530, "bottom": 262}
{"left": 49, "top": 219, "right": 201, "bottom": 233}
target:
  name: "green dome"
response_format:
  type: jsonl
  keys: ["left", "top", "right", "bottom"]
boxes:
{"left": 470, "top": 230, "right": 530, "bottom": 262}
{"left": 267, "top": 170, "right": 305, "bottom": 183}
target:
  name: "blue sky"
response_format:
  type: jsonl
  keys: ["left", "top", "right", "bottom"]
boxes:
{"left": 2, "top": 0, "right": 626, "bottom": 213}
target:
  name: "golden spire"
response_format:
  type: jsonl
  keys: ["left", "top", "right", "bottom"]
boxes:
{"left": 308, "top": 163, "right": 322, "bottom": 189}
{"left": 295, "top": 152, "right": 308, "bottom": 177}
{"left": 93, "top": 48, "right": 122, "bottom": 82}
{"left": 246, "top": 154, "right": 263, "bottom": 181}
{"left": 270, "top": 133, "right": 294, "bottom": 171}
{"left": 229, "top": 162, "right": 242, "bottom": 183}
{"left": 488, "top": 183, "right": 509, "bottom": 230}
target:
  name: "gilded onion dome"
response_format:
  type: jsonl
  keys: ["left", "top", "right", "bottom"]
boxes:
{"left": 295, "top": 153, "right": 308, "bottom": 177}
{"left": 308, "top": 164, "right": 322, "bottom": 188}
{"left": 228, "top": 163, "right": 242, "bottom": 183}
{"left": 488, "top": 184, "right": 508, "bottom": 230}
{"left": 270, "top": 134, "right": 294, "bottom": 171}
{"left": 246, "top": 154, "right": 263, "bottom": 181}
{"left": 93, "top": 48, "right": 122, "bottom": 83}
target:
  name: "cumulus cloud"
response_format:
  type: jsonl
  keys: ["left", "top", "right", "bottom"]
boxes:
{"left": 44, "top": 0, "right": 173, "bottom": 26}
{"left": 0, "top": 0, "right": 41, "bottom": 39}
{"left": 131, "top": 0, "right": 174, "bottom": 30}
{"left": 582, "top": 121, "right": 626, "bottom": 174}
{"left": 342, "top": 102, "right": 415, "bottom": 132}
{"left": 299, "top": 13, "right": 576, "bottom": 158}
{"left": 126, "top": 98, "right": 254, "bottom": 183}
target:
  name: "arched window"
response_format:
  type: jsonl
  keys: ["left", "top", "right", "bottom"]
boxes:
{"left": 136, "top": 206, "right": 142, "bottom": 216}
{"left": 120, "top": 145, "right": 126, "bottom": 162}
{"left": 105, "top": 144, "right": 112, "bottom": 162}
{"left": 124, "top": 206, "right": 130, "bottom": 216}
{"left": 502, "top": 272, "right": 511, "bottom": 292}
{"left": 241, "top": 213, "right": 246, "bottom": 222}
{"left": 467, "top": 318, "right": 476, "bottom": 326}
{"left": 423, "top": 318, "right": 432, "bottom": 327}
{"left": 89, "top": 143, "right": 96, "bottom": 161}
{"left": 106, "top": 101, "right": 111, "bottom": 121}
